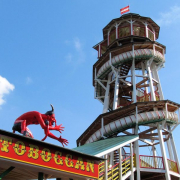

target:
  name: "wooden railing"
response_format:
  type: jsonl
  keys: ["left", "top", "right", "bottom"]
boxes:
{"left": 137, "top": 91, "right": 160, "bottom": 102}
{"left": 140, "top": 155, "right": 179, "bottom": 173}
{"left": 167, "top": 159, "right": 179, "bottom": 173}
{"left": 99, "top": 155, "right": 179, "bottom": 180}
{"left": 107, "top": 163, "right": 119, "bottom": 180}
{"left": 139, "top": 155, "right": 164, "bottom": 169}
{"left": 98, "top": 155, "right": 135, "bottom": 180}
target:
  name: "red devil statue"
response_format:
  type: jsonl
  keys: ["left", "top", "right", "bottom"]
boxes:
{"left": 12, "top": 104, "right": 68, "bottom": 147}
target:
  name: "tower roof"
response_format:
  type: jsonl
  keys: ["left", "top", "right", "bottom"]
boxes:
{"left": 102, "top": 13, "right": 160, "bottom": 40}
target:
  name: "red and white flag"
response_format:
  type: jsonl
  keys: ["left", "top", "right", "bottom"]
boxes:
{"left": 120, "top": 6, "right": 130, "bottom": 15}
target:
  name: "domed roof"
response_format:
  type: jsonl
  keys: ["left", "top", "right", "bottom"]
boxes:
{"left": 102, "top": 13, "right": 160, "bottom": 40}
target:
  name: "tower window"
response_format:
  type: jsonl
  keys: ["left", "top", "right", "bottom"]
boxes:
{"left": 133, "top": 26, "right": 145, "bottom": 37}
{"left": 148, "top": 29, "right": 154, "bottom": 41}
{"left": 118, "top": 26, "right": 130, "bottom": 38}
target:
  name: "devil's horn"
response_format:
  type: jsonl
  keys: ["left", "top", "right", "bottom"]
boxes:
{"left": 50, "top": 104, "right": 54, "bottom": 113}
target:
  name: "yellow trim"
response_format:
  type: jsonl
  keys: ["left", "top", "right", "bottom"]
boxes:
{"left": 0, "top": 155, "right": 99, "bottom": 179}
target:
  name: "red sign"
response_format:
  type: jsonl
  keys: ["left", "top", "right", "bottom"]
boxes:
{"left": 120, "top": 6, "right": 130, "bottom": 15}
{"left": 0, "top": 134, "right": 99, "bottom": 179}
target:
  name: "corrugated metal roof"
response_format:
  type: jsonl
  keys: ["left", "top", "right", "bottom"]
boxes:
{"left": 73, "top": 135, "right": 138, "bottom": 156}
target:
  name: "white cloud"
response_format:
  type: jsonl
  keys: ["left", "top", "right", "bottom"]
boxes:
{"left": 0, "top": 76, "right": 15, "bottom": 106}
{"left": 65, "top": 53, "right": 73, "bottom": 63}
{"left": 64, "top": 37, "right": 85, "bottom": 65}
{"left": 73, "top": 37, "right": 85, "bottom": 64}
{"left": 156, "top": 5, "right": 180, "bottom": 26}
{"left": 26, "top": 77, "right": 33, "bottom": 85}
{"left": 64, "top": 40, "right": 70, "bottom": 45}
{"left": 74, "top": 37, "right": 82, "bottom": 51}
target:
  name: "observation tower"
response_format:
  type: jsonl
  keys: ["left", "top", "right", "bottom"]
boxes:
{"left": 75, "top": 13, "right": 180, "bottom": 180}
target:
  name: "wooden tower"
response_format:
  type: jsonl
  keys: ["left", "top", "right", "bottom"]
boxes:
{"left": 77, "top": 13, "right": 180, "bottom": 180}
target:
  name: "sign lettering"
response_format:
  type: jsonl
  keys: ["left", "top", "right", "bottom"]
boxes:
{"left": 0, "top": 135, "right": 99, "bottom": 179}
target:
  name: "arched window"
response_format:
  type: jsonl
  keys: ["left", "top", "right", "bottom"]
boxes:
{"left": 118, "top": 22, "right": 130, "bottom": 38}
{"left": 133, "top": 22, "right": 145, "bottom": 37}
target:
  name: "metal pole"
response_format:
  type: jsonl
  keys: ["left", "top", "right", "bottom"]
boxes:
{"left": 132, "top": 44, "right": 136, "bottom": 103}
{"left": 145, "top": 23, "right": 148, "bottom": 38}
{"left": 103, "top": 73, "right": 111, "bottom": 113}
{"left": 146, "top": 61, "right": 156, "bottom": 101}
{"left": 101, "top": 117, "right": 104, "bottom": 138}
{"left": 166, "top": 136, "right": 174, "bottom": 160}
{"left": 157, "top": 124, "right": 171, "bottom": 180}
{"left": 135, "top": 140, "right": 140, "bottom": 180}
{"left": 169, "top": 132, "right": 180, "bottom": 173}
{"left": 130, "top": 19, "right": 133, "bottom": 35}
{"left": 151, "top": 130, "right": 157, "bottom": 167}
{"left": 152, "top": 64, "right": 164, "bottom": 100}
{"left": 109, "top": 151, "right": 114, "bottom": 167}
{"left": 113, "top": 76, "right": 119, "bottom": 110}
{"left": 130, "top": 143, "right": 134, "bottom": 180}
{"left": 135, "top": 106, "right": 140, "bottom": 180}
{"left": 141, "top": 62, "right": 148, "bottom": 94}
{"left": 166, "top": 125, "right": 173, "bottom": 161}
{"left": 118, "top": 148, "right": 122, "bottom": 180}
{"left": 105, "top": 154, "right": 108, "bottom": 180}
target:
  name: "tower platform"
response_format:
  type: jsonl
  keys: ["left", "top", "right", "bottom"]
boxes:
{"left": 77, "top": 100, "right": 179, "bottom": 145}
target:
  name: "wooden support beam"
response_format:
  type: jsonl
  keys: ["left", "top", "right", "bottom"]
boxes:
{"left": 139, "top": 144, "right": 153, "bottom": 147}
{"left": 139, "top": 139, "right": 153, "bottom": 146}
{"left": 153, "top": 141, "right": 160, "bottom": 146}
{"left": 140, "top": 131, "right": 169, "bottom": 137}
{"left": 123, "top": 130, "right": 132, "bottom": 135}
{"left": 139, "top": 127, "right": 156, "bottom": 136}
{"left": 137, "top": 83, "right": 157, "bottom": 88}
{"left": 137, "top": 84, "right": 149, "bottom": 88}
{"left": 139, "top": 135, "right": 168, "bottom": 141}
{"left": 136, "top": 78, "right": 148, "bottom": 87}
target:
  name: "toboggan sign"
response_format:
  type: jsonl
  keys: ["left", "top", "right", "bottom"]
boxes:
{"left": 0, "top": 132, "right": 100, "bottom": 179}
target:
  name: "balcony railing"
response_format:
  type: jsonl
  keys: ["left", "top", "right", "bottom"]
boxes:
{"left": 139, "top": 155, "right": 164, "bottom": 169}
{"left": 140, "top": 155, "right": 179, "bottom": 173}
{"left": 167, "top": 159, "right": 179, "bottom": 173}
{"left": 98, "top": 155, "right": 179, "bottom": 180}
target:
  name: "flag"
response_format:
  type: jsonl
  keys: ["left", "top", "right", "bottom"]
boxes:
{"left": 120, "top": 6, "right": 130, "bottom": 15}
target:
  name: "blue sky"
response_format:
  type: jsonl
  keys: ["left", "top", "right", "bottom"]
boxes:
{"left": 0, "top": 0, "right": 180, "bottom": 158}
